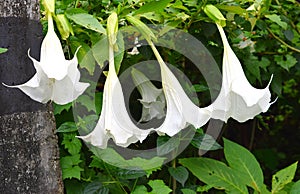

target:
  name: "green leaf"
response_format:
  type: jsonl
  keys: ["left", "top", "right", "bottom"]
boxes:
{"left": 70, "top": 38, "right": 95, "bottom": 74}
{"left": 115, "top": 168, "right": 146, "bottom": 179}
{"left": 259, "top": 57, "right": 271, "bottom": 72}
{"left": 92, "top": 36, "right": 109, "bottom": 68}
{"left": 132, "top": 180, "right": 172, "bottom": 194}
{"left": 291, "top": 180, "right": 300, "bottom": 194}
{"left": 275, "top": 55, "right": 297, "bottom": 71}
{"left": 60, "top": 154, "right": 84, "bottom": 180}
{"left": 168, "top": 166, "right": 189, "bottom": 186}
{"left": 193, "top": 84, "right": 209, "bottom": 93}
{"left": 244, "top": 55, "right": 261, "bottom": 83}
{"left": 53, "top": 102, "right": 72, "bottom": 115}
{"left": 66, "top": 9, "right": 106, "bottom": 34}
{"left": 148, "top": 180, "right": 172, "bottom": 194}
{"left": 0, "top": 48, "right": 8, "bottom": 54}
{"left": 181, "top": 189, "right": 196, "bottom": 194}
{"left": 191, "top": 134, "right": 222, "bottom": 151}
{"left": 65, "top": 179, "right": 85, "bottom": 194}
{"left": 76, "top": 94, "right": 96, "bottom": 112}
{"left": 157, "top": 136, "right": 180, "bottom": 155}
{"left": 217, "top": 5, "right": 247, "bottom": 16}
{"left": 77, "top": 115, "right": 99, "bottom": 134}
{"left": 91, "top": 148, "right": 165, "bottom": 176}
{"left": 132, "top": 185, "right": 148, "bottom": 194}
{"left": 180, "top": 157, "right": 248, "bottom": 194}
{"left": 197, "top": 185, "right": 213, "bottom": 192}
{"left": 62, "top": 133, "right": 82, "bottom": 155}
{"left": 57, "top": 122, "right": 78, "bottom": 133}
{"left": 127, "top": 157, "right": 165, "bottom": 176}
{"left": 272, "top": 162, "right": 298, "bottom": 193}
{"left": 223, "top": 138, "right": 264, "bottom": 192}
{"left": 265, "top": 14, "right": 287, "bottom": 30}
{"left": 92, "top": 33, "right": 124, "bottom": 73}
{"left": 133, "top": 0, "right": 172, "bottom": 15}
{"left": 84, "top": 181, "right": 109, "bottom": 194}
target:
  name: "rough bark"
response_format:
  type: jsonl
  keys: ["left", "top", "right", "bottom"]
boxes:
{"left": 0, "top": 0, "right": 63, "bottom": 193}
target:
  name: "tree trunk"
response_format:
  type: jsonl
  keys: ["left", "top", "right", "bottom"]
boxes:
{"left": 0, "top": 0, "right": 63, "bottom": 193}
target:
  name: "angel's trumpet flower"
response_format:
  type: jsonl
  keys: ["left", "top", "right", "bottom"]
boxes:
{"left": 77, "top": 33, "right": 153, "bottom": 148}
{"left": 3, "top": 13, "right": 89, "bottom": 105}
{"left": 208, "top": 24, "right": 273, "bottom": 122}
{"left": 131, "top": 68, "right": 166, "bottom": 122}
{"left": 149, "top": 42, "right": 211, "bottom": 136}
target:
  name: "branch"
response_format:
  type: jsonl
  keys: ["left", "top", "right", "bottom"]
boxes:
{"left": 267, "top": 28, "right": 300, "bottom": 53}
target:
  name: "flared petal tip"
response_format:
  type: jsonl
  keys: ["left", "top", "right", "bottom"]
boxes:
{"left": 2, "top": 82, "right": 12, "bottom": 88}
{"left": 76, "top": 134, "right": 108, "bottom": 149}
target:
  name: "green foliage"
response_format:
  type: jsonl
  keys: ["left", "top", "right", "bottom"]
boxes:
{"left": 60, "top": 154, "right": 84, "bottom": 180}
{"left": 168, "top": 166, "right": 189, "bottom": 186}
{"left": 224, "top": 138, "right": 264, "bottom": 192}
{"left": 132, "top": 180, "right": 172, "bottom": 194}
{"left": 180, "top": 157, "right": 248, "bottom": 194}
{"left": 48, "top": 0, "right": 300, "bottom": 193}
{"left": 272, "top": 162, "right": 298, "bottom": 193}
{"left": 180, "top": 139, "right": 299, "bottom": 194}
{"left": 0, "top": 48, "right": 8, "bottom": 54}
{"left": 65, "top": 9, "right": 106, "bottom": 34}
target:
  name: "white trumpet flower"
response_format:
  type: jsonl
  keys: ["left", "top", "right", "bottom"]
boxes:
{"left": 149, "top": 42, "right": 211, "bottom": 136}
{"left": 131, "top": 68, "right": 166, "bottom": 122}
{"left": 3, "top": 13, "right": 89, "bottom": 105}
{"left": 208, "top": 24, "right": 273, "bottom": 122}
{"left": 77, "top": 45, "right": 153, "bottom": 148}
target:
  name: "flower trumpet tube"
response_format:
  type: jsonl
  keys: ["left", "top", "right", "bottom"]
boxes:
{"left": 208, "top": 24, "right": 273, "bottom": 122}
{"left": 77, "top": 43, "right": 153, "bottom": 148}
{"left": 131, "top": 68, "right": 166, "bottom": 122}
{"left": 3, "top": 13, "right": 89, "bottom": 105}
{"left": 148, "top": 41, "right": 211, "bottom": 136}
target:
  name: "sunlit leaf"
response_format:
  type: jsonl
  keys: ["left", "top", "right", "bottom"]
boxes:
{"left": 168, "top": 166, "right": 189, "bottom": 186}
{"left": 180, "top": 157, "right": 248, "bottom": 194}
{"left": 224, "top": 138, "right": 264, "bottom": 192}
{"left": 66, "top": 9, "right": 106, "bottom": 34}
{"left": 272, "top": 162, "right": 298, "bottom": 193}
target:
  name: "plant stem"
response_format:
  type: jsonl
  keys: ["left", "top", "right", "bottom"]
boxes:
{"left": 103, "top": 163, "right": 128, "bottom": 193}
{"left": 185, "top": 0, "right": 207, "bottom": 30}
{"left": 75, "top": 0, "right": 80, "bottom": 8}
{"left": 249, "top": 118, "right": 257, "bottom": 151}
{"left": 267, "top": 28, "right": 300, "bottom": 53}
{"left": 171, "top": 158, "right": 177, "bottom": 194}
{"left": 132, "top": 178, "right": 139, "bottom": 192}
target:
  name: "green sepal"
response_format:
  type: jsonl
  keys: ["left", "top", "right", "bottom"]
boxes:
{"left": 204, "top": 4, "right": 226, "bottom": 27}
{"left": 54, "top": 14, "right": 74, "bottom": 40}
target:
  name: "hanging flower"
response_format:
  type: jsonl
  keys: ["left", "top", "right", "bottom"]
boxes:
{"left": 149, "top": 42, "right": 211, "bottom": 136}
{"left": 3, "top": 13, "right": 89, "bottom": 105}
{"left": 77, "top": 45, "right": 153, "bottom": 148}
{"left": 77, "top": 13, "right": 153, "bottom": 148}
{"left": 131, "top": 68, "right": 166, "bottom": 122}
{"left": 208, "top": 24, "right": 273, "bottom": 122}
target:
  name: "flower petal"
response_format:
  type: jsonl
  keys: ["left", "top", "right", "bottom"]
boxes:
{"left": 78, "top": 46, "right": 152, "bottom": 148}
{"left": 51, "top": 47, "right": 90, "bottom": 105}
{"left": 52, "top": 76, "right": 89, "bottom": 105}
{"left": 3, "top": 73, "right": 53, "bottom": 104}
{"left": 39, "top": 14, "right": 70, "bottom": 80}
{"left": 131, "top": 68, "right": 166, "bottom": 122}
{"left": 208, "top": 24, "right": 273, "bottom": 122}
{"left": 149, "top": 42, "right": 211, "bottom": 136}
